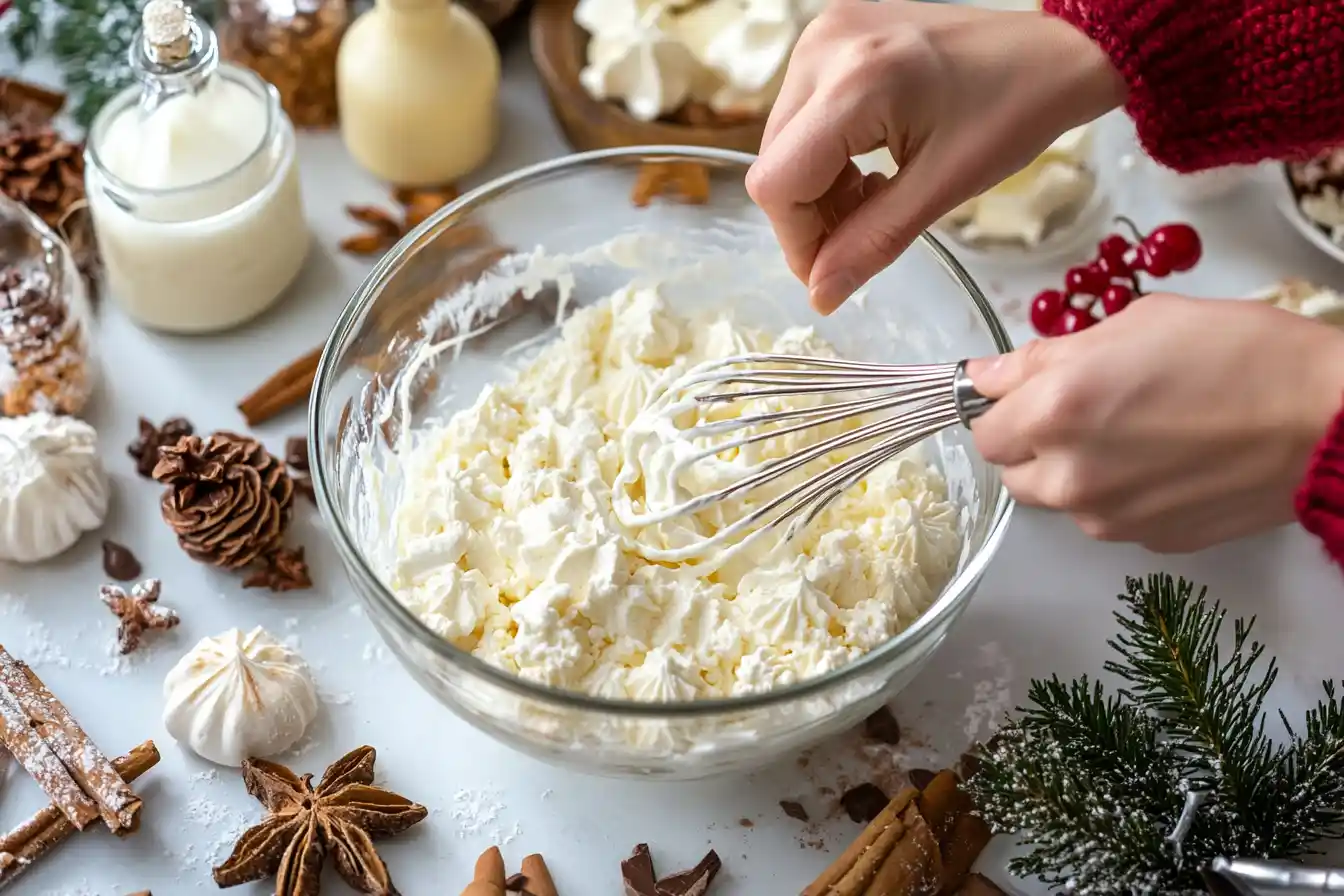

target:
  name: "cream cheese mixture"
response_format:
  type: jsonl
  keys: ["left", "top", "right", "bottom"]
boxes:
{"left": 386, "top": 284, "right": 962, "bottom": 700}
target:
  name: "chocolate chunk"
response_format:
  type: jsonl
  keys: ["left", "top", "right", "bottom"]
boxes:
{"left": 293, "top": 473, "right": 315, "bottom": 503}
{"left": 907, "top": 767, "right": 939, "bottom": 790}
{"left": 504, "top": 872, "right": 527, "bottom": 891}
{"left": 655, "top": 849, "right": 721, "bottom": 896}
{"left": 863, "top": 706, "right": 902, "bottom": 745}
{"left": 101, "top": 540, "right": 143, "bottom": 581}
{"left": 622, "top": 843, "right": 658, "bottom": 896}
{"left": 285, "top": 436, "right": 309, "bottom": 472}
{"left": 779, "top": 800, "right": 809, "bottom": 822}
{"left": 840, "top": 783, "right": 889, "bottom": 823}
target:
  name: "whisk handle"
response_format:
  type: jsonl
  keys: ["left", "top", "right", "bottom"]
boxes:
{"left": 953, "top": 360, "right": 994, "bottom": 427}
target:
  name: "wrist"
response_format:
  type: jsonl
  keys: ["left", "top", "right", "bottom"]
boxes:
{"left": 1302, "top": 332, "right": 1344, "bottom": 449}
{"left": 1035, "top": 10, "right": 1126, "bottom": 128}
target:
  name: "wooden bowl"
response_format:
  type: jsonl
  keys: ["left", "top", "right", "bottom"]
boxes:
{"left": 529, "top": 0, "right": 768, "bottom": 154}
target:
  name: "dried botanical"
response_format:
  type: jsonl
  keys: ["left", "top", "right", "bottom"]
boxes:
{"left": 0, "top": 126, "right": 98, "bottom": 285}
{"left": 213, "top": 745, "right": 427, "bottom": 895}
{"left": 630, "top": 162, "right": 711, "bottom": 208}
{"left": 126, "top": 416, "right": 194, "bottom": 478}
{"left": 0, "top": 261, "right": 91, "bottom": 416}
{"left": 243, "top": 546, "right": 313, "bottom": 593}
{"left": 99, "top": 579, "right": 180, "bottom": 654}
{"left": 217, "top": 0, "right": 348, "bottom": 128}
{"left": 339, "top": 186, "right": 461, "bottom": 257}
{"left": 153, "top": 433, "right": 295, "bottom": 569}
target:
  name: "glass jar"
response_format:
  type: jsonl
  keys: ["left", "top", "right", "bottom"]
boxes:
{"left": 0, "top": 194, "right": 95, "bottom": 417}
{"left": 84, "top": 0, "right": 310, "bottom": 334}
{"left": 217, "top": 0, "right": 350, "bottom": 128}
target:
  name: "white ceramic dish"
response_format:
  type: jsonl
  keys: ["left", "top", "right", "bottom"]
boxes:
{"left": 1276, "top": 163, "right": 1344, "bottom": 265}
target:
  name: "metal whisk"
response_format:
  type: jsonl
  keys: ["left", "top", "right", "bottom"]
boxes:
{"left": 614, "top": 353, "right": 993, "bottom": 561}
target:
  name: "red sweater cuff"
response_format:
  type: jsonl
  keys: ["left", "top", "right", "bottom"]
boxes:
{"left": 1042, "top": 0, "right": 1344, "bottom": 172}
{"left": 1296, "top": 399, "right": 1344, "bottom": 565}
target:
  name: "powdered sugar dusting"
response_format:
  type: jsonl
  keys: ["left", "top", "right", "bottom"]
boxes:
{"left": 963, "top": 641, "right": 1014, "bottom": 741}
{"left": 451, "top": 788, "right": 522, "bottom": 844}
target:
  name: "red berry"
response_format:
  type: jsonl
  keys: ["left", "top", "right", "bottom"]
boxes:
{"left": 1100, "top": 284, "right": 1133, "bottom": 315}
{"left": 1098, "top": 234, "right": 1131, "bottom": 265}
{"left": 1143, "top": 223, "right": 1202, "bottom": 273}
{"left": 1030, "top": 289, "right": 1067, "bottom": 334}
{"left": 1095, "top": 255, "right": 1131, "bottom": 279}
{"left": 1134, "top": 247, "right": 1171, "bottom": 278}
{"left": 1051, "top": 307, "right": 1095, "bottom": 336}
{"left": 1064, "top": 264, "right": 1108, "bottom": 295}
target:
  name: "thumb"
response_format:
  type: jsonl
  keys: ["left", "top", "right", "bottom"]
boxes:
{"left": 964, "top": 339, "right": 1055, "bottom": 399}
{"left": 808, "top": 152, "right": 950, "bottom": 314}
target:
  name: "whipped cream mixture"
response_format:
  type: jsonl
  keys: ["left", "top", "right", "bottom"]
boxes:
{"left": 386, "top": 285, "right": 962, "bottom": 700}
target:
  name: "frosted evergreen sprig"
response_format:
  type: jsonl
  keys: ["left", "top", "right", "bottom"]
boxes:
{"left": 4, "top": 0, "right": 214, "bottom": 128}
{"left": 964, "top": 573, "right": 1344, "bottom": 895}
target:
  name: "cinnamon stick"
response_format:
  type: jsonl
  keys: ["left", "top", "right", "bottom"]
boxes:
{"left": 237, "top": 346, "right": 323, "bottom": 426}
{"left": 0, "top": 649, "right": 99, "bottom": 830}
{"left": 0, "top": 740, "right": 159, "bottom": 890}
{"left": 461, "top": 845, "right": 507, "bottom": 896}
{"left": 864, "top": 804, "right": 942, "bottom": 896}
{"left": 519, "top": 855, "right": 558, "bottom": 896}
{"left": 805, "top": 769, "right": 996, "bottom": 896}
{"left": 803, "top": 787, "right": 919, "bottom": 896}
{"left": 16, "top": 661, "right": 139, "bottom": 833}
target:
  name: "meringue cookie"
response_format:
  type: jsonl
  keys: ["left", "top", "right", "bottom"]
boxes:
{"left": 580, "top": 11, "right": 701, "bottom": 122}
{"left": 162, "top": 627, "right": 318, "bottom": 766}
{"left": 702, "top": 0, "right": 799, "bottom": 94}
{"left": 0, "top": 412, "right": 109, "bottom": 564}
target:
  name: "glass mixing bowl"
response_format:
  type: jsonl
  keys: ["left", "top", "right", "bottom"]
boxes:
{"left": 311, "top": 146, "right": 1014, "bottom": 779}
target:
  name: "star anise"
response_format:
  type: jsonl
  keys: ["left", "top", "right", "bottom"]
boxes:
{"left": 99, "top": 579, "right": 180, "bottom": 654}
{"left": 213, "top": 746, "right": 427, "bottom": 896}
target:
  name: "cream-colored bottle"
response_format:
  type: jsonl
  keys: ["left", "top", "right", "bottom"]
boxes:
{"left": 337, "top": 0, "right": 500, "bottom": 186}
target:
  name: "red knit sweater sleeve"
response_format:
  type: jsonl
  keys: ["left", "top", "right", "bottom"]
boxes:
{"left": 1041, "top": 0, "right": 1344, "bottom": 172}
{"left": 1297, "top": 405, "right": 1344, "bottom": 568}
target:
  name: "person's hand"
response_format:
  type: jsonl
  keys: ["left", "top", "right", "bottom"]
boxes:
{"left": 966, "top": 295, "right": 1344, "bottom": 552}
{"left": 746, "top": 0, "right": 1125, "bottom": 314}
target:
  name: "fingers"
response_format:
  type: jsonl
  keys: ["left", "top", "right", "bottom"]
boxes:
{"left": 967, "top": 340, "right": 1060, "bottom": 467}
{"left": 747, "top": 95, "right": 876, "bottom": 292}
{"left": 806, "top": 153, "right": 949, "bottom": 312}
{"left": 964, "top": 339, "right": 1055, "bottom": 399}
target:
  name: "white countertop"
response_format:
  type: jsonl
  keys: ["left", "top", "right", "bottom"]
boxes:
{"left": 5, "top": 32, "right": 1344, "bottom": 896}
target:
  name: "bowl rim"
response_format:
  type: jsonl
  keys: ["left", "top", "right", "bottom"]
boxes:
{"left": 310, "top": 145, "right": 1016, "bottom": 719}
{"left": 1276, "top": 163, "right": 1344, "bottom": 265}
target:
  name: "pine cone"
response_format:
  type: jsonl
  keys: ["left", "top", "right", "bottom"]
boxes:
{"left": 0, "top": 128, "right": 84, "bottom": 231}
{"left": 0, "top": 264, "right": 90, "bottom": 416}
{"left": 153, "top": 433, "right": 296, "bottom": 569}
{"left": 0, "top": 127, "right": 99, "bottom": 289}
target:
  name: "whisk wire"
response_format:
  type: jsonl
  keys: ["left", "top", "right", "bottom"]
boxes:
{"left": 615, "top": 354, "right": 994, "bottom": 563}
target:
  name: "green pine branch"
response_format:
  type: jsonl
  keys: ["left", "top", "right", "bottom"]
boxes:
{"left": 964, "top": 574, "right": 1344, "bottom": 895}
{"left": 4, "top": 0, "right": 215, "bottom": 129}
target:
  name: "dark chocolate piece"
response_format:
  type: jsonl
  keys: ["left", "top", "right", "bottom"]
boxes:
{"left": 840, "top": 783, "right": 889, "bottom": 823}
{"left": 101, "top": 541, "right": 142, "bottom": 582}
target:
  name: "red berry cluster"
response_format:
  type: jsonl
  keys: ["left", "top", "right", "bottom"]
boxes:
{"left": 1030, "top": 220, "right": 1203, "bottom": 336}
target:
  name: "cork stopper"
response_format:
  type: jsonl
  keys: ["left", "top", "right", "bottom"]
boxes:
{"left": 141, "top": 0, "right": 194, "bottom": 64}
